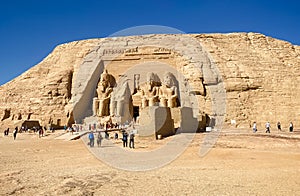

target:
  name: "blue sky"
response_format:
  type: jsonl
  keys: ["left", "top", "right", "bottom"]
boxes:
{"left": 0, "top": 0, "right": 299, "bottom": 86}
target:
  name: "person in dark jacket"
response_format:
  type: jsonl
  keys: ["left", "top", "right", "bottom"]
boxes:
{"left": 122, "top": 131, "right": 128, "bottom": 147}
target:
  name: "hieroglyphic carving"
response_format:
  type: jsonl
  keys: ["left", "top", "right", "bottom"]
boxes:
{"left": 102, "top": 47, "right": 139, "bottom": 55}
{"left": 102, "top": 46, "right": 174, "bottom": 56}
{"left": 153, "top": 47, "right": 172, "bottom": 54}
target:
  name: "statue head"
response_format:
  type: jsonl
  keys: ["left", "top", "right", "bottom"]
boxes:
{"left": 146, "top": 72, "right": 156, "bottom": 87}
{"left": 146, "top": 72, "right": 161, "bottom": 89}
{"left": 163, "top": 72, "right": 175, "bottom": 88}
{"left": 98, "top": 69, "right": 115, "bottom": 92}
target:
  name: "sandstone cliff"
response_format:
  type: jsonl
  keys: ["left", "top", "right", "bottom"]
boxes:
{"left": 0, "top": 33, "right": 299, "bottom": 130}
{"left": 0, "top": 39, "right": 102, "bottom": 128}
{"left": 196, "top": 33, "right": 300, "bottom": 129}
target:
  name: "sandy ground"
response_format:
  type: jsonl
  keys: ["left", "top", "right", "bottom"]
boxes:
{"left": 1, "top": 129, "right": 300, "bottom": 195}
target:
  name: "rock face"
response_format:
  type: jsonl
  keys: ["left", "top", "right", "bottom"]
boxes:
{"left": 196, "top": 33, "right": 300, "bottom": 129}
{"left": 0, "top": 39, "right": 102, "bottom": 128}
{"left": 0, "top": 33, "right": 299, "bottom": 130}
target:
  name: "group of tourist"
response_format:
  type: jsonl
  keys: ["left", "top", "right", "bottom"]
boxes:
{"left": 28, "top": 126, "right": 48, "bottom": 137}
{"left": 88, "top": 121, "right": 130, "bottom": 131}
{"left": 3, "top": 125, "right": 53, "bottom": 140}
{"left": 252, "top": 121, "right": 294, "bottom": 133}
{"left": 3, "top": 127, "right": 18, "bottom": 140}
{"left": 87, "top": 129, "right": 135, "bottom": 149}
{"left": 64, "top": 124, "right": 82, "bottom": 134}
{"left": 122, "top": 130, "right": 135, "bottom": 148}
{"left": 3, "top": 128, "right": 10, "bottom": 136}
{"left": 88, "top": 131, "right": 103, "bottom": 147}
{"left": 103, "top": 122, "right": 119, "bottom": 130}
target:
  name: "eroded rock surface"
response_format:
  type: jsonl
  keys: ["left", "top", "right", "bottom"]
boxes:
{"left": 0, "top": 33, "right": 299, "bottom": 129}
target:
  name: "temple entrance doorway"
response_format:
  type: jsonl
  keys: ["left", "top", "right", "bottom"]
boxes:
{"left": 133, "top": 106, "right": 139, "bottom": 122}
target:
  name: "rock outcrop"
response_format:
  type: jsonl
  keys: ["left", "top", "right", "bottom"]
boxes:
{"left": 0, "top": 39, "right": 102, "bottom": 128}
{"left": 196, "top": 33, "right": 300, "bottom": 129}
{"left": 0, "top": 33, "right": 299, "bottom": 130}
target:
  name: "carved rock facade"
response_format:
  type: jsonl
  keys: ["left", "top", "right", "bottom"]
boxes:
{"left": 0, "top": 33, "right": 299, "bottom": 130}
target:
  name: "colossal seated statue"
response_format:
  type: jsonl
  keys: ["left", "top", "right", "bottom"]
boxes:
{"left": 140, "top": 72, "right": 160, "bottom": 108}
{"left": 93, "top": 69, "right": 115, "bottom": 117}
{"left": 110, "top": 80, "right": 132, "bottom": 118}
{"left": 159, "top": 72, "right": 178, "bottom": 108}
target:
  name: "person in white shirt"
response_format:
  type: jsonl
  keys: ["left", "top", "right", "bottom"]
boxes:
{"left": 289, "top": 122, "right": 294, "bottom": 132}
{"left": 265, "top": 122, "right": 270, "bottom": 133}
{"left": 253, "top": 122, "right": 257, "bottom": 133}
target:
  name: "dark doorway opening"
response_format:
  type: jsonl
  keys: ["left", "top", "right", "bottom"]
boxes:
{"left": 133, "top": 106, "right": 139, "bottom": 122}
{"left": 57, "top": 119, "right": 61, "bottom": 126}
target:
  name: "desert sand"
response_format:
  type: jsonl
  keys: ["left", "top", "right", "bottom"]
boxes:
{"left": 1, "top": 128, "right": 300, "bottom": 195}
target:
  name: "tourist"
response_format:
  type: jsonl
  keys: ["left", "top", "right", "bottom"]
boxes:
{"left": 88, "top": 131, "right": 95, "bottom": 147}
{"left": 75, "top": 125, "right": 79, "bottom": 132}
{"left": 253, "top": 122, "right": 257, "bottom": 133}
{"left": 38, "top": 128, "right": 42, "bottom": 138}
{"left": 97, "top": 132, "right": 103, "bottom": 147}
{"left": 105, "top": 131, "right": 109, "bottom": 139}
{"left": 13, "top": 127, "right": 18, "bottom": 140}
{"left": 277, "top": 122, "right": 281, "bottom": 131}
{"left": 265, "top": 122, "right": 271, "bottom": 133}
{"left": 289, "top": 122, "right": 294, "bottom": 132}
{"left": 114, "top": 132, "right": 118, "bottom": 140}
{"left": 122, "top": 131, "right": 128, "bottom": 147}
{"left": 4, "top": 128, "right": 8, "bottom": 136}
{"left": 129, "top": 131, "right": 135, "bottom": 148}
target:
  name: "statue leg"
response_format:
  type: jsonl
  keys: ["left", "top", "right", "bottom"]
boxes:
{"left": 93, "top": 98, "right": 99, "bottom": 116}
{"left": 142, "top": 98, "right": 148, "bottom": 108}
{"left": 161, "top": 98, "right": 168, "bottom": 107}
{"left": 168, "top": 97, "right": 177, "bottom": 108}
{"left": 117, "top": 100, "right": 126, "bottom": 116}
{"left": 149, "top": 98, "right": 153, "bottom": 107}
{"left": 149, "top": 97, "right": 159, "bottom": 106}
{"left": 99, "top": 100, "right": 104, "bottom": 116}
{"left": 105, "top": 100, "right": 110, "bottom": 116}
{"left": 167, "top": 99, "right": 172, "bottom": 108}
{"left": 110, "top": 100, "right": 116, "bottom": 116}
